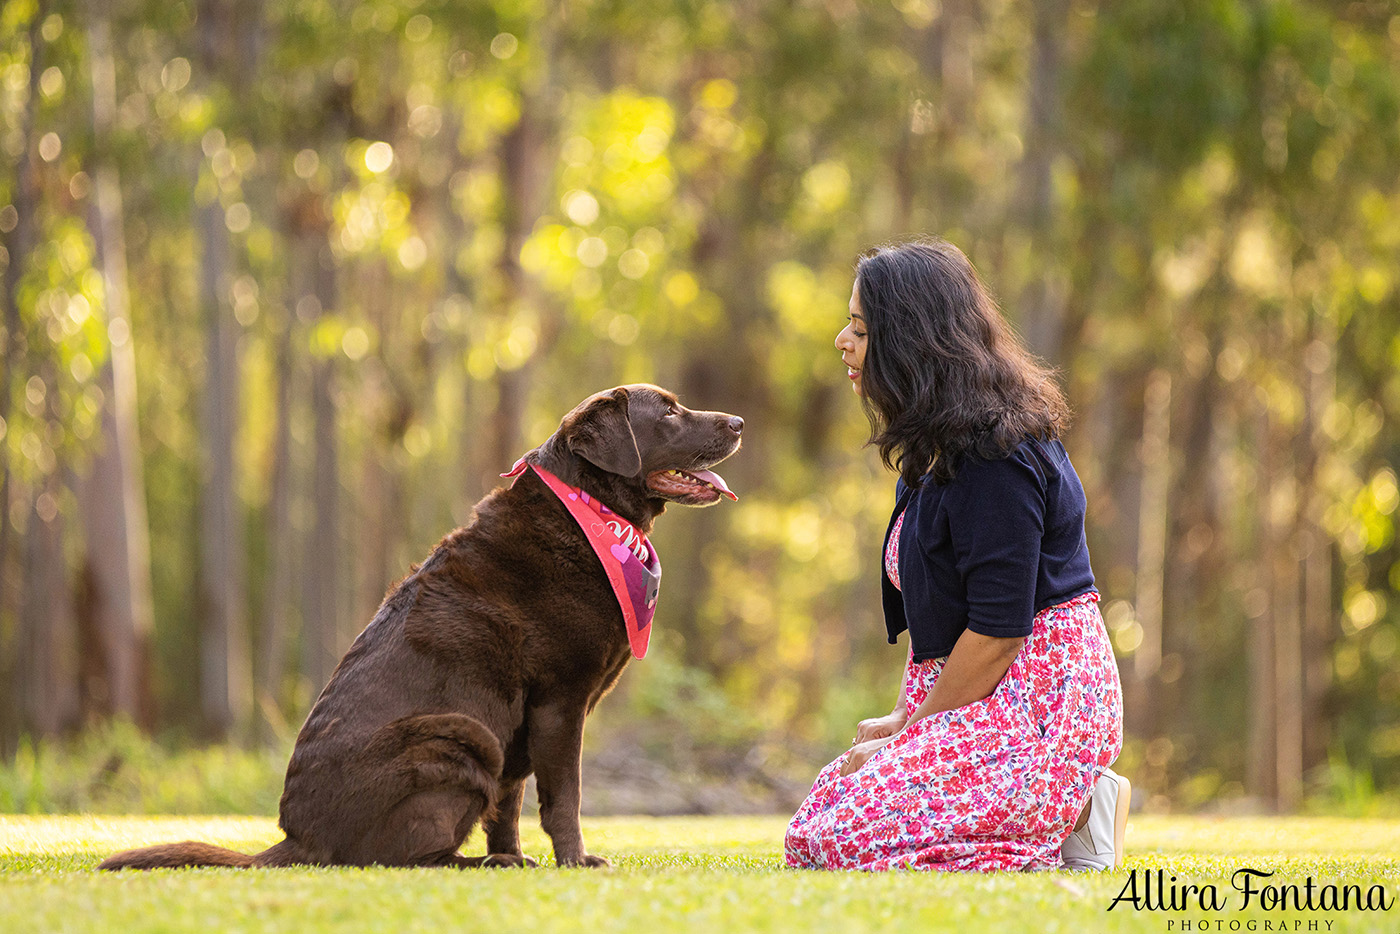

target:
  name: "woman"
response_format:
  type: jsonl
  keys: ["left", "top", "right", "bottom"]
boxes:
{"left": 784, "top": 239, "right": 1128, "bottom": 873}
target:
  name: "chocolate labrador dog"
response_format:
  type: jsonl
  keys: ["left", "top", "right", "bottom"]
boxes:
{"left": 100, "top": 385, "right": 741, "bottom": 870}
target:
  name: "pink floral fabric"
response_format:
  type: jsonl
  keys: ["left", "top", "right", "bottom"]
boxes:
{"left": 884, "top": 510, "right": 905, "bottom": 590}
{"left": 785, "top": 591, "right": 1121, "bottom": 872}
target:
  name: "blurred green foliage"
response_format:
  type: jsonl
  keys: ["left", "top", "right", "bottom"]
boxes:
{"left": 2, "top": 0, "right": 1400, "bottom": 814}
{"left": 0, "top": 721, "right": 286, "bottom": 815}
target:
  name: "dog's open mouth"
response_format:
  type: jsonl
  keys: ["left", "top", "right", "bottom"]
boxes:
{"left": 645, "top": 467, "right": 737, "bottom": 504}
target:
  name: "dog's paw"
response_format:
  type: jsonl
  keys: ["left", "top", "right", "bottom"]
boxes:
{"left": 455, "top": 853, "right": 538, "bottom": 868}
{"left": 559, "top": 853, "right": 611, "bottom": 869}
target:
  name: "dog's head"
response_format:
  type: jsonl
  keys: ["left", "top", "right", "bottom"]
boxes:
{"left": 534, "top": 384, "right": 742, "bottom": 529}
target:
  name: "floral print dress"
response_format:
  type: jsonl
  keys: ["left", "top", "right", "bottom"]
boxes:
{"left": 784, "top": 510, "right": 1123, "bottom": 872}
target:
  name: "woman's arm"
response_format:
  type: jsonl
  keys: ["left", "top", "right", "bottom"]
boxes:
{"left": 840, "top": 630, "right": 1025, "bottom": 776}
{"left": 905, "top": 630, "right": 1025, "bottom": 724}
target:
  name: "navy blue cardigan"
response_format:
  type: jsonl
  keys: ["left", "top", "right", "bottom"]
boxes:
{"left": 881, "top": 437, "right": 1097, "bottom": 661}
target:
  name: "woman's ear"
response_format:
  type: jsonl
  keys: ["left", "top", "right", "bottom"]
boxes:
{"left": 562, "top": 388, "right": 642, "bottom": 477}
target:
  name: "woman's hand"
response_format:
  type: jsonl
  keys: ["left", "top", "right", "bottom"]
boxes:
{"left": 840, "top": 735, "right": 897, "bottom": 776}
{"left": 854, "top": 710, "right": 908, "bottom": 745}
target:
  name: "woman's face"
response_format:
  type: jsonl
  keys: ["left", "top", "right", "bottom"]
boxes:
{"left": 835, "top": 280, "right": 868, "bottom": 396}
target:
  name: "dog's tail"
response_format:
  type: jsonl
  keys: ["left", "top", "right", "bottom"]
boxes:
{"left": 98, "top": 837, "right": 307, "bottom": 870}
{"left": 98, "top": 841, "right": 257, "bottom": 870}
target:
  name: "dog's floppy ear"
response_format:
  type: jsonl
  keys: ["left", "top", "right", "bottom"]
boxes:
{"left": 564, "top": 388, "right": 642, "bottom": 477}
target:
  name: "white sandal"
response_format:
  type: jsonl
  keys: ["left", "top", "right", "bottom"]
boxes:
{"left": 1061, "top": 767, "right": 1131, "bottom": 870}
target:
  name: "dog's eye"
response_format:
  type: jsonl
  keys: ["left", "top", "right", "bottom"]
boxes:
{"left": 663, "top": 409, "right": 678, "bottom": 418}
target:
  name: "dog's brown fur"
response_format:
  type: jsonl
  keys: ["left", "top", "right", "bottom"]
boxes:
{"left": 99, "top": 385, "right": 741, "bottom": 870}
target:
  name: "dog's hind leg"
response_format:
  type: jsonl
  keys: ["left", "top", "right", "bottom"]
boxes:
{"left": 372, "top": 788, "right": 494, "bottom": 867}
{"left": 343, "top": 713, "right": 505, "bottom": 867}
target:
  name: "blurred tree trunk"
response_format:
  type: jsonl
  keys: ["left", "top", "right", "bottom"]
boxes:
{"left": 1269, "top": 336, "right": 1312, "bottom": 812}
{"left": 490, "top": 102, "right": 553, "bottom": 475}
{"left": 1251, "top": 326, "right": 1306, "bottom": 813}
{"left": 283, "top": 72, "right": 352, "bottom": 704}
{"left": 932, "top": 0, "right": 977, "bottom": 123}
{"left": 195, "top": 192, "right": 250, "bottom": 739}
{"left": 194, "top": 0, "right": 253, "bottom": 740}
{"left": 20, "top": 301, "right": 80, "bottom": 737}
{"left": 1272, "top": 425, "right": 1303, "bottom": 813}
{"left": 18, "top": 474, "right": 81, "bottom": 736}
{"left": 434, "top": 109, "right": 486, "bottom": 510}
{"left": 490, "top": 0, "right": 569, "bottom": 483}
{"left": 1129, "top": 367, "right": 1170, "bottom": 736}
{"left": 255, "top": 307, "right": 297, "bottom": 743}
{"left": 448, "top": 209, "right": 486, "bottom": 508}
{"left": 1162, "top": 324, "right": 1228, "bottom": 745}
{"left": 74, "top": 0, "right": 155, "bottom": 727}
{"left": 888, "top": 0, "right": 976, "bottom": 233}
{"left": 1014, "top": 0, "right": 1070, "bottom": 363}
{"left": 0, "top": 1, "right": 48, "bottom": 753}
{"left": 299, "top": 212, "right": 342, "bottom": 697}
{"left": 1246, "top": 404, "right": 1278, "bottom": 806}
{"left": 356, "top": 259, "right": 408, "bottom": 640}
{"left": 1299, "top": 323, "right": 1335, "bottom": 775}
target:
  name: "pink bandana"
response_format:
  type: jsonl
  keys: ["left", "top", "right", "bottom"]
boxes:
{"left": 502, "top": 458, "right": 661, "bottom": 659}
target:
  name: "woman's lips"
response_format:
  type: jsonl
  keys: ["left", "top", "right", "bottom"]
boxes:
{"left": 847, "top": 367, "right": 861, "bottom": 380}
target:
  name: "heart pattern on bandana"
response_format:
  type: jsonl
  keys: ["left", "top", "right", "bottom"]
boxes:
{"left": 507, "top": 461, "right": 662, "bottom": 659}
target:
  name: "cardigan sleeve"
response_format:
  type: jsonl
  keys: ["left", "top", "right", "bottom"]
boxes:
{"left": 939, "top": 452, "right": 1046, "bottom": 639}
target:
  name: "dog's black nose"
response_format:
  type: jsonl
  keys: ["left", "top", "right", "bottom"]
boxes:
{"left": 728, "top": 416, "right": 744, "bottom": 434}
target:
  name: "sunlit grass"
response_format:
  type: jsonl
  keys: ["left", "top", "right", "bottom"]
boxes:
{"left": 2, "top": 815, "right": 1398, "bottom": 934}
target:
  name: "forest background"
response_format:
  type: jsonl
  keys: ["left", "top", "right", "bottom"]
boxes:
{"left": 2, "top": 0, "right": 1399, "bottom": 817}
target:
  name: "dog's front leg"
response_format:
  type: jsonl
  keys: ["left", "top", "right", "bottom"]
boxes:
{"left": 528, "top": 702, "right": 608, "bottom": 868}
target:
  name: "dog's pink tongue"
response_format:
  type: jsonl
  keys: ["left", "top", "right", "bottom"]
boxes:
{"left": 691, "top": 468, "right": 737, "bottom": 501}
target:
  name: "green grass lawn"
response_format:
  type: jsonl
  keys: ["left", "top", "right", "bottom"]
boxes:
{"left": 2, "top": 814, "right": 1398, "bottom": 933}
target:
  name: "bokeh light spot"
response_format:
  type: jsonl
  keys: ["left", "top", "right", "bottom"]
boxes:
{"left": 365, "top": 141, "right": 394, "bottom": 174}
{"left": 39, "top": 132, "right": 62, "bottom": 161}
{"left": 490, "top": 33, "right": 519, "bottom": 60}
{"left": 294, "top": 149, "right": 320, "bottom": 179}
{"left": 563, "top": 190, "right": 600, "bottom": 226}
{"left": 342, "top": 326, "right": 370, "bottom": 361}
{"left": 224, "top": 202, "right": 251, "bottom": 233}
{"left": 577, "top": 237, "right": 608, "bottom": 268}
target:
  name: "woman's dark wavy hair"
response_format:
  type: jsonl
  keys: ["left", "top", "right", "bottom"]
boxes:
{"left": 855, "top": 238, "right": 1069, "bottom": 488}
